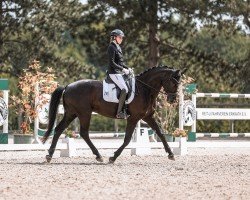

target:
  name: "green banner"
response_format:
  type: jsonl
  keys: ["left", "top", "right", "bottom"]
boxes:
{"left": 185, "top": 83, "right": 196, "bottom": 94}
{"left": 0, "top": 79, "right": 9, "bottom": 90}
{"left": 0, "top": 133, "right": 8, "bottom": 144}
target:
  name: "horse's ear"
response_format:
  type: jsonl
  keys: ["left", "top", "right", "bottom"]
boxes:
{"left": 173, "top": 69, "right": 181, "bottom": 76}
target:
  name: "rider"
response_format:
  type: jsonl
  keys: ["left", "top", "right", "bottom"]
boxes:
{"left": 107, "top": 29, "right": 130, "bottom": 119}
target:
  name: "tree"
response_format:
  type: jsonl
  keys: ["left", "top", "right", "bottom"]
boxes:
{"left": 0, "top": 0, "right": 95, "bottom": 83}
{"left": 0, "top": 0, "right": 34, "bottom": 76}
{"left": 11, "top": 60, "right": 57, "bottom": 133}
{"left": 2, "top": 0, "right": 249, "bottom": 131}
{"left": 79, "top": 0, "right": 249, "bottom": 91}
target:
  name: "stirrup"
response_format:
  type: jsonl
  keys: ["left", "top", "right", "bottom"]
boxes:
{"left": 116, "top": 111, "right": 130, "bottom": 119}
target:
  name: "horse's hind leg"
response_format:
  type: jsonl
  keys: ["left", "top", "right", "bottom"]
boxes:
{"left": 78, "top": 114, "right": 103, "bottom": 162}
{"left": 46, "top": 113, "right": 76, "bottom": 163}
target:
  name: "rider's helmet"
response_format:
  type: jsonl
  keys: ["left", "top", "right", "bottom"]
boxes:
{"left": 110, "top": 29, "right": 125, "bottom": 37}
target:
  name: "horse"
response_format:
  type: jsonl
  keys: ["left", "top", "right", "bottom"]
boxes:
{"left": 42, "top": 66, "right": 182, "bottom": 163}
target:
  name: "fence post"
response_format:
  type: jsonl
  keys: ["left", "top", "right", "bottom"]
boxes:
{"left": 60, "top": 138, "right": 78, "bottom": 157}
{"left": 131, "top": 121, "right": 151, "bottom": 155}
{"left": 33, "top": 82, "right": 41, "bottom": 144}
{"left": 0, "top": 79, "right": 9, "bottom": 144}
{"left": 176, "top": 83, "right": 187, "bottom": 155}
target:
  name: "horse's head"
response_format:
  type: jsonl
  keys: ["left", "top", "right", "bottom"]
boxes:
{"left": 162, "top": 69, "right": 181, "bottom": 103}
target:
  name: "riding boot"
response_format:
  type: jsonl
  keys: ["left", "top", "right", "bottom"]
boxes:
{"left": 116, "top": 89, "right": 129, "bottom": 119}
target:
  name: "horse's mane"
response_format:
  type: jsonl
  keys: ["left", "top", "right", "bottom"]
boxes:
{"left": 136, "top": 65, "right": 174, "bottom": 77}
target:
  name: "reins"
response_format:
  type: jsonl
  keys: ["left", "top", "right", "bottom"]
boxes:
{"left": 135, "top": 77, "right": 178, "bottom": 96}
{"left": 135, "top": 78, "right": 167, "bottom": 95}
{"left": 124, "top": 67, "right": 180, "bottom": 96}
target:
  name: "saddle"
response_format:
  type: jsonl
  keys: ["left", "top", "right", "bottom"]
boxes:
{"left": 103, "top": 74, "right": 135, "bottom": 104}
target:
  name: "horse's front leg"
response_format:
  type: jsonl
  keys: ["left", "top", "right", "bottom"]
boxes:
{"left": 109, "top": 119, "right": 138, "bottom": 163}
{"left": 143, "top": 115, "right": 175, "bottom": 160}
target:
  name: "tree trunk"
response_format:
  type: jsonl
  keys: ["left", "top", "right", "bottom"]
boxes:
{"left": 148, "top": 0, "right": 160, "bottom": 68}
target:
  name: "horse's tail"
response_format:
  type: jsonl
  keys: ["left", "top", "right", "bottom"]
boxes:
{"left": 42, "top": 86, "right": 64, "bottom": 143}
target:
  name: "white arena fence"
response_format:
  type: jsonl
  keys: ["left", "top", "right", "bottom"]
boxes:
{"left": 1, "top": 138, "right": 250, "bottom": 158}
{"left": 191, "top": 92, "right": 250, "bottom": 140}
{"left": 178, "top": 83, "right": 250, "bottom": 141}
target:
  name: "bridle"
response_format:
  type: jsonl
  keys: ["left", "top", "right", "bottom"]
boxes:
{"left": 135, "top": 76, "right": 179, "bottom": 96}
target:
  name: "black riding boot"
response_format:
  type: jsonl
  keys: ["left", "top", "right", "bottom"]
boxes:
{"left": 116, "top": 89, "right": 129, "bottom": 119}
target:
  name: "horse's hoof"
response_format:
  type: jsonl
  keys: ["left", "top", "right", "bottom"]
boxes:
{"left": 46, "top": 155, "right": 52, "bottom": 163}
{"left": 108, "top": 157, "right": 115, "bottom": 164}
{"left": 168, "top": 154, "right": 175, "bottom": 161}
{"left": 96, "top": 156, "right": 104, "bottom": 162}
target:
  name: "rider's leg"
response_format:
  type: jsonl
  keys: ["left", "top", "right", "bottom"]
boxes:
{"left": 116, "top": 89, "right": 128, "bottom": 118}
{"left": 109, "top": 74, "right": 129, "bottom": 119}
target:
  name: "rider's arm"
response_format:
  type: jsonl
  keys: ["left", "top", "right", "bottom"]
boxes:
{"left": 108, "top": 45, "right": 124, "bottom": 71}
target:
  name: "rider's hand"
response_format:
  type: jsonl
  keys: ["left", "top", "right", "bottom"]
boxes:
{"left": 123, "top": 68, "right": 130, "bottom": 75}
{"left": 128, "top": 68, "right": 133, "bottom": 74}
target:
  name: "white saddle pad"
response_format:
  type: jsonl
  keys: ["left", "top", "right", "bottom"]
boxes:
{"left": 103, "top": 78, "right": 135, "bottom": 104}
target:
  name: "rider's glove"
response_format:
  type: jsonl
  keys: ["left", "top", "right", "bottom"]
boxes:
{"left": 122, "top": 68, "right": 130, "bottom": 75}
{"left": 128, "top": 68, "right": 133, "bottom": 74}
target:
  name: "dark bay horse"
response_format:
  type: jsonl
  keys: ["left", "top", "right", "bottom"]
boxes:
{"left": 42, "top": 66, "right": 182, "bottom": 163}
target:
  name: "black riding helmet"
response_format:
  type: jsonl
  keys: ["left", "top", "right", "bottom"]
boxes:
{"left": 110, "top": 29, "right": 125, "bottom": 37}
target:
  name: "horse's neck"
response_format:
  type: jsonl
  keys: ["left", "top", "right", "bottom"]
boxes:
{"left": 138, "top": 71, "right": 163, "bottom": 92}
{"left": 135, "top": 72, "right": 162, "bottom": 105}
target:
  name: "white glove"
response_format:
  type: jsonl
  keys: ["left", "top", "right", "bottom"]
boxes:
{"left": 122, "top": 68, "right": 130, "bottom": 75}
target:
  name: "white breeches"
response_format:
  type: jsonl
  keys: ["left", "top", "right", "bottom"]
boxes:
{"left": 109, "top": 74, "right": 128, "bottom": 93}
